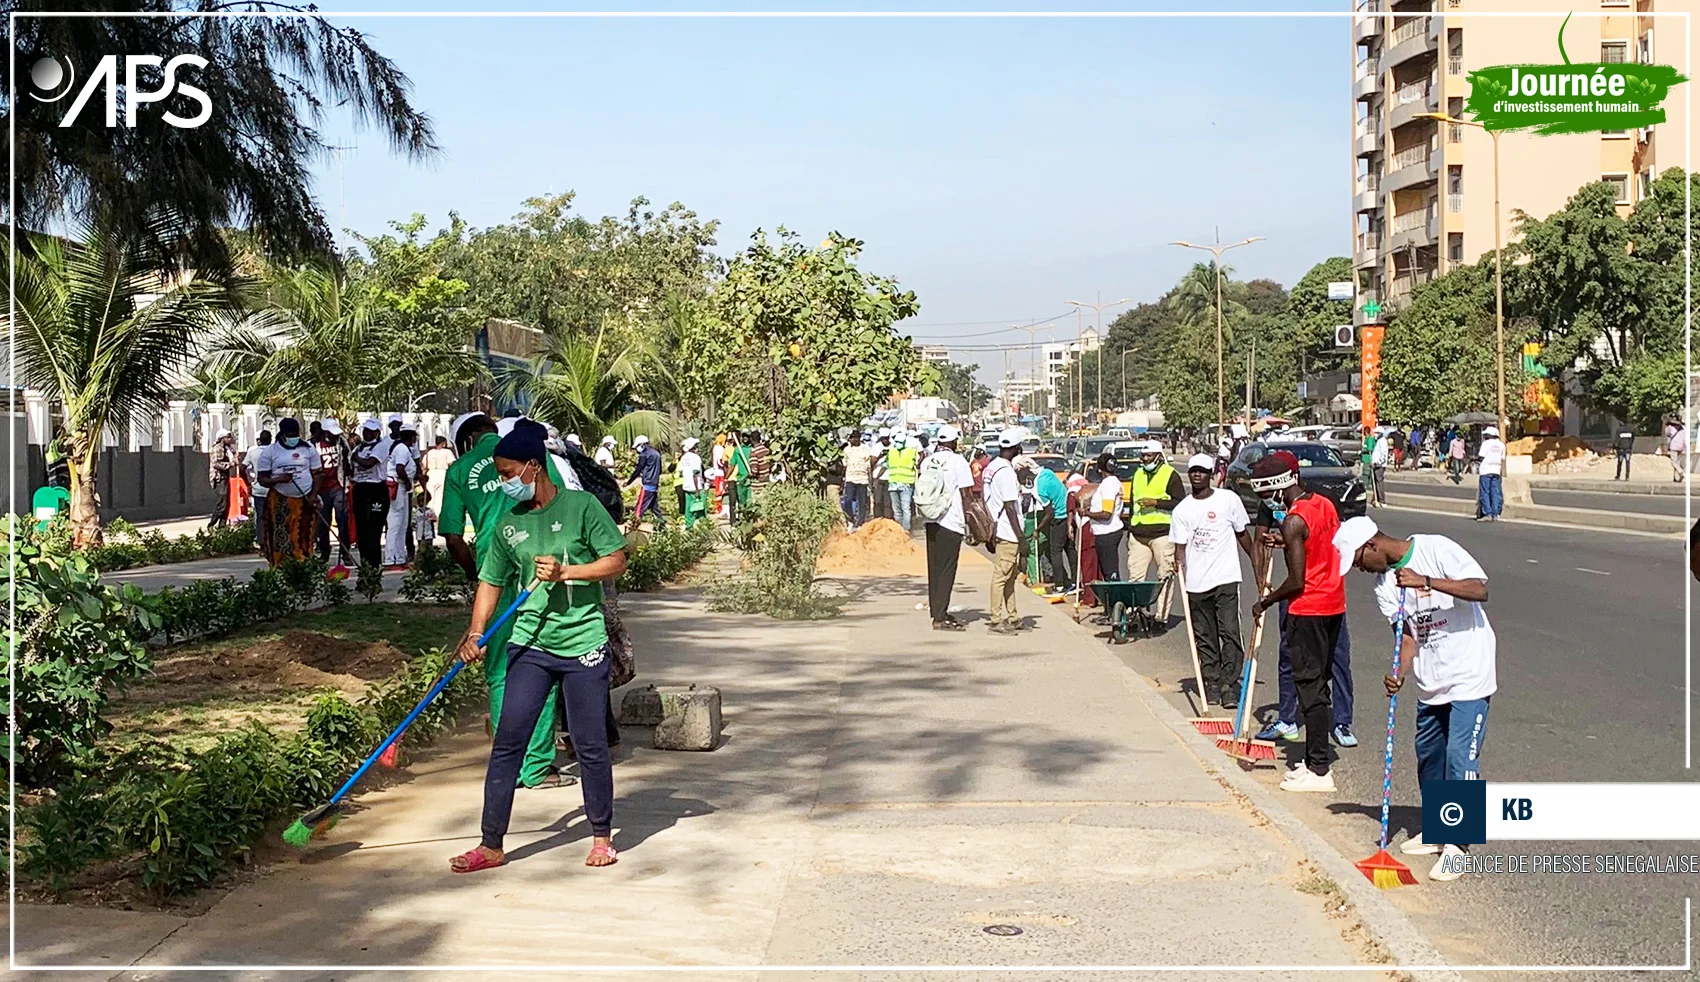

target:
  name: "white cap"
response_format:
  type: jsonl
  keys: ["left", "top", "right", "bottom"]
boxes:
{"left": 634, "top": 434, "right": 650, "bottom": 447}
{"left": 1012, "top": 454, "right": 1037, "bottom": 473}
{"left": 1333, "top": 515, "right": 1380, "bottom": 578}
{"left": 449, "top": 412, "right": 479, "bottom": 445}
{"left": 937, "top": 424, "right": 961, "bottom": 442}
{"left": 601, "top": 434, "right": 617, "bottom": 447}
{"left": 319, "top": 417, "right": 337, "bottom": 431}
{"left": 566, "top": 433, "right": 582, "bottom": 447}
{"left": 1483, "top": 425, "right": 1499, "bottom": 437}
{"left": 323, "top": 420, "right": 341, "bottom": 436}
{"left": 1143, "top": 440, "right": 1164, "bottom": 454}
{"left": 386, "top": 413, "right": 403, "bottom": 425}
{"left": 682, "top": 437, "right": 699, "bottom": 451}
{"left": 360, "top": 418, "right": 381, "bottom": 432}
{"left": 997, "top": 427, "right": 1024, "bottom": 448}
{"left": 215, "top": 427, "right": 231, "bottom": 440}
{"left": 892, "top": 431, "right": 908, "bottom": 446}
{"left": 496, "top": 416, "right": 521, "bottom": 437}
{"left": 1187, "top": 453, "right": 1215, "bottom": 471}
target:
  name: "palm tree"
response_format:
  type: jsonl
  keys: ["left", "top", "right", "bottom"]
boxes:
{"left": 7, "top": 219, "right": 231, "bottom": 545}
{"left": 1167, "top": 261, "right": 1246, "bottom": 346}
{"left": 494, "top": 324, "right": 674, "bottom": 447}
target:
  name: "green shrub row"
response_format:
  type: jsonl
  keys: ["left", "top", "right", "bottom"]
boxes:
{"left": 21, "top": 646, "right": 482, "bottom": 897}
{"left": 136, "top": 555, "right": 350, "bottom": 644}
{"left": 399, "top": 543, "right": 472, "bottom": 604}
{"left": 617, "top": 521, "right": 719, "bottom": 592}
{"left": 28, "top": 514, "right": 257, "bottom": 573}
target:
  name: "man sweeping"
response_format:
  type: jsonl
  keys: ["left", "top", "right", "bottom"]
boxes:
{"left": 1169, "top": 453, "right": 1253, "bottom": 709}
{"left": 1336, "top": 515, "right": 1495, "bottom": 882}
{"left": 1249, "top": 450, "right": 1347, "bottom": 794}
{"left": 439, "top": 413, "right": 575, "bottom": 791}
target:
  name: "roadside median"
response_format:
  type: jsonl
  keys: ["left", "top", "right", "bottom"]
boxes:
{"left": 1382, "top": 491, "right": 1685, "bottom": 535}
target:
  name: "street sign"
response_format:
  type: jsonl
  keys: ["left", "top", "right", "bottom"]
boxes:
{"left": 1334, "top": 325, "right": 1354, "bottom": 348}
{"left": 1327, "top": 281, "right": 1354, "bottom": 301}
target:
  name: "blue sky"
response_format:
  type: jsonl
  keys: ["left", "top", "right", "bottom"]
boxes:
{"left": 311, "top": 2, "right": 1351, "bottom": 376}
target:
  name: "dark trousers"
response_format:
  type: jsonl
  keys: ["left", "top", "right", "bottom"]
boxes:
{"left": 870, "top": 479, "right": 890, "bottom": 519}
{"left": 924, "top": 522, "right": 963, "bottom": 621}
{"left": 1286, "top": 613, "right": 1344, "bottom": 774}
{"left": 1044, "top": 520, "right": 1074, "bottom": 591}
{"left": 1187, "top": 583, "right": 1244, "bottom": 694}
{"left": 1093, "top": 527, "right": 1124, "bottom": 582}
{"left": 316, "top": 486, "right": 351, "bottom": 563}
{"left": 841, "top": 482, "right": 870, "bottom": 527}
{"left": 1616, "top": 450, "right": 1632, "bottom": 480}
{"left": 1277, "top": 602, "right": 1354, "bottom": 729}
{"left": 352, "top": 482, "right": 389, "bottom": 568}
{"left": 209, "top": 478, "right": 229, "bottom": 527}
{"left": 482, "top": 644, "right": 614, "bottom": 849}
{"left": 251, "top": 495, "right": 268, "bottom": 546}
{"left": 635, "top": 485, "right": 666, "bottom": 526}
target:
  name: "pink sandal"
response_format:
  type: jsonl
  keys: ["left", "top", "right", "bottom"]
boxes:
{"left": 586, "top": 841, "right": 618, "bottom": 867}
{"left": 450, "top": 847, "right": 506, "bottom": 874}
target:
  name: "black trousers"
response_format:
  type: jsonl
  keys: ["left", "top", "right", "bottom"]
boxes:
{"left": 1044, "top": 520, "right": 1074, "bottom": 591}
{"left": 352, "top": 482, "right": 389, "bottom": 568}
{"left": 1093, "top": 527, "right": 1124, "bottom": 582}
{"left": 1616, "top": 449, "right": 1632, "bottom": 479}
{"left": 1287, "top": 612, "right": 1344, "bottom": 774}
{"left": 924, "top": 522, "right": 963, "bottom": 621}
{"left": 1187, "top": 583, "right": 1244, "bottom": 695}
{"left": 208, "top": 478, "right": 228, "bottom": 526}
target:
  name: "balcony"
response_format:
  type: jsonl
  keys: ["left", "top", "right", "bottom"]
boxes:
{"left": 1355, "top": 117, "right": 1381, "bottom": 155}
{"left": 1384, "top": 15, "right": 1438, "bottom": 68}
{"left": 1389, "top": 208, "right": 1438, "bottom": 251}
{"left": 1382, "top": 137, "right": 1439, "bottom": 193}
{"left": 1354, "top": 13, "right": 1383, "bottom": 43}
{"left": 1388, "top": 76, "right": 1439, "bottom": 129}
{"left": 1355, "top": 175, "right": 1380, "bottom": 212}
{"left": 1355, "top": 232, "right": 1380, "bottom": 268}
{"left": 1354, "top": 61, "right": 1381, "bottom": 100}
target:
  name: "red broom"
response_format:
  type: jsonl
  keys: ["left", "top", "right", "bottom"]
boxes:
{"left": 1356, "top": 593, "right": 1419, "bottom": 889}
{"left": 1216, "top": 557, "right": 1278, "bottom": 760}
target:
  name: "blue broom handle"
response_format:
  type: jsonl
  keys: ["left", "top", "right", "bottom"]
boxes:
{"left": 326, "top": 577, "right": 540, "bottom": 807}
{"left": 1377, "top": 588, "right": 1409, "bottom": 851}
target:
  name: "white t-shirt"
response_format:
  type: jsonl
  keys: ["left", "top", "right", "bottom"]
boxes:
{"left": 1371, "top": 435, "right": 1391, "bottom": 466}
{"left": 1089, "top": 475, "right": 1124, "bottom": 536}
{"left": 1478, "top": 438, "right": 1506, "bottom": 476}
{"left": 929, "top": 449, "right": 975, "bottom": 536}
{"left": 1373, "top": 535, "right": 1497, "bottom": 705}
{"left": 981, "top": 456, "right": 1021, "bottom": 542}
{"left": 550, "top": 453, "right": 582, "bottom": 491}
{"left": 254, "top": 440, "right": 321, "bottom": 498}
{"left": 595, "top": 445, "right": 616, "bottom": 468}
{"left": 245, "top": 446, "right": 270, "bottom": 498}
{"left": 679, "top": 451, "right": 706, "bottom": 492}
{"left": 350, "top": 438, "right": 389, "bottom": 483}
{"left": 388, "top": 442, "right": 417, "bottom": 485}
{"left": 1168, "top": 488, "right": 1249, "bottom": 594}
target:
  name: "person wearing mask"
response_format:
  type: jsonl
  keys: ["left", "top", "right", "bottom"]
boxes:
{"left": 628, "top": 435, "right": 666, "bottom": 527}
{"left": 440, "top": 413, "right": 578, "bottom": 791}
{"left": 425, "top": 434, "right": 456, "bottom": 510}
{"left": 1249, "top": 450, "right": 1347, "bottom": 793}
{"left": 245, "top": 429, "right": 273, "bottom": 548}
{"left": 449, "top": 419, "right": 629, "bottom": 873}
{"left": 254, "top": 418, "right": 322, "bottom": 566}
{"left": 208, "top": 428, "right": 236, "bottom": 527}
{"left": 1370, "top": 427, "right": 1391, "bottom": 507}
{"left": 1127, "top": 440, "right": 1184, "bottom": 623}
{"left": 1033, "top": 459, "right": 1073, "bottom": 598}
{"left": 1170, "top": 454, "right": 1254, "bottom": 709}
{"left": 1086, "top": 451, "right": 1125, "bottom": 582}
{"left": 595, "top": 434, "right": 617, "bottom": 471}
{"left": 981, "top": 432, "right": 1029, "bottom": 635}
{"left": 1614, "top": 425, "right": 1635, "bottom": 481}
{"left": 1336, "top": 515, "right": 1496, "bottom": 881}
{"left": 312, "top": 419, "right": 352, "bottom": 566}
{"left": 839, "top": 430, "right": 873, "bottom": 530}
{"left": 679, "top": 437, "right": 708, "bottom": 527}
{"left": 917, "top": 425, "right": 976, "bottom": 631}
{"left": 869, "top": 429, "right": 893, "bottom": 522}
{"left": 350, "top": 420, "right": 391, "bottom": 568}
{"left": 384, "top": 426, "right": 419, "bottom": 568}
{"left": 885, "top": 430, "right": 920, "bottom": 534}
{"left": 1476, "top": 425, "right": 1506, "bottom": 522}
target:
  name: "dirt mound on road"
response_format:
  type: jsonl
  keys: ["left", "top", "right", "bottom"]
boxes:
{"left": 817, "top": 518, "right": 927, "bottom": 576}
{"left": 1507, "top": 435, "right": 1592, "bottom": 464}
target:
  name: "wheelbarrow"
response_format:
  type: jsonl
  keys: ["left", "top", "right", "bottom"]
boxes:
{"left": 1088, "top": 578, "right": 1168, "bottom": 644}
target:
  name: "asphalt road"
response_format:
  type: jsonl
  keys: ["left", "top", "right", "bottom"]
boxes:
{"left": 1385, "top": 478, "right": 1688, "bottom": 517}
{"left": 1103, "top": 511, "right": 1691, "bottom": 979}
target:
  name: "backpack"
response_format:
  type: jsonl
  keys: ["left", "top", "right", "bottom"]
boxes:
{"left": 915, "top": 453, "right": 954, "bottom": 521}
{"left": 561, "top": 445, "right": 625, "bottom": 524}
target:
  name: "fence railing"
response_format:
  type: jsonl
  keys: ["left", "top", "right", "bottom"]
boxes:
{"left": 1390, "top": 143, "right": 1430, "bottom": 171}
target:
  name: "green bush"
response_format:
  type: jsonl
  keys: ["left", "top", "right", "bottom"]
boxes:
{"left": 617, "top": 521, "right": 717, "bottom": 592}
{"left": 356, "top": 561, "right": 385, "bottom": 603}
{"left": 708, "top": 485, "right": 843, "bottom": 619}
{"left": 399, "top": 543, "right": 471, "bottom": 605}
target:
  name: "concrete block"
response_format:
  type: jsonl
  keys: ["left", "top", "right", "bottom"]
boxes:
{"left": 1506, "top": 454, "right": 1533, "bottom": 475}
{"left": 619, "top": 683, "right": 723, "bottom": 751}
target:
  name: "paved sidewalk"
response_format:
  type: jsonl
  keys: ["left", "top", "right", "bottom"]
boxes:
{"left": 14, "top": 550, "right": 1429, "bottom": 980}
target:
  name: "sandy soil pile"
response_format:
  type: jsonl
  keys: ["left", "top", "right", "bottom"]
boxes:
{"left": 138, "top": 630, "right": 411, "bottom": 703}
{"left": 1506, "top": 435, "right": 1593, "bottom": 464}
{"left": 816, "top": 518, "right": 927, "bottom": 576}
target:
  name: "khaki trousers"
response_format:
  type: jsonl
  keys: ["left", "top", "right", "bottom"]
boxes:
{"left": 990, "top": 539, "right": 1021, "bottom": 626}
{"left": 1126, "top": 531, "right": 1176, "bottom": 619}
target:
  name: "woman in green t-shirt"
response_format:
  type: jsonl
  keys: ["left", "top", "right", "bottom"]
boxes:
{"left": 450, "top": 420, "right": 629, "bottom": 873}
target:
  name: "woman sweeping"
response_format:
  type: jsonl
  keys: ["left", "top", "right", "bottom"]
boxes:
{"left": 450, "top": 420, "right": 629, "bottom": 873}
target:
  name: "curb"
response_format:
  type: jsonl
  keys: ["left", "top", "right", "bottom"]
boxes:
{"left": 1382, "top": 492, "right": 1685, "bottom": 536}
{"left": 1054, "top": 606, "right": 1465, "bottom": 982}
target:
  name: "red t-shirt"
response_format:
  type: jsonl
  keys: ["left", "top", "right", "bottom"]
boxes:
{"left": 1287, "top": 492, "right": 1346, "bottom": 616}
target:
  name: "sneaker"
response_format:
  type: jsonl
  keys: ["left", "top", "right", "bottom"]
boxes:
{"left": 1255, "top": 720, "right": 1299, "bottom": 742}
{"left": 1280, "top": 767, "right": 1336, "bottom": 793}
{"left": 1401, "top": 833, "right": 1442, "bottom": 856}
{"left": 932, "top": 619, "right": 965, "bottom": 632}
{"left": 1331, "top": 725, "right": 1359, "bottom": 748}
{"left": 1215, "top": 688, "right": 1239, "bottom": 710}
{"left": 988, "top": 622, "right": 1018, "bottom": 636}
{"left": 1429, "top": 844, "right": 1467, "bottom": 881}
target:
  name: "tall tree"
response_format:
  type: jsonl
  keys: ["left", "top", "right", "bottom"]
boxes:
{"left": 493, "top": 324, "right": 672, "bottom": 448}
{"left": 201, "top": 264, "right": 376, "bottom": 415}
{"left": 1377, "top": 263, "right": 1528, "bottom": 424}
{"left": 3, "top": 1, "right": 437, "bottom": 271}
{"left": 1288, "top": 257, "right": 1357, "bottom": 377}
{"left": 6, "top": 218, "right": 231, "bottom": 544}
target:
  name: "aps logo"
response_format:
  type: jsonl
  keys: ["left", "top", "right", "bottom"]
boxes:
{"left": 29, "top": 54, "right": 211, "bottom": 129}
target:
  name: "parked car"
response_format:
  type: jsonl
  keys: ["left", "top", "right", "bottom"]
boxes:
{"left": 1028, "top": 452, "right": 1072, "bottom": 475}
{"left": 1317, "top": 426, "right": 1367, "bottom": 460}
{"left": 1224, "top": 441, "right": 1366, "bottom": 521}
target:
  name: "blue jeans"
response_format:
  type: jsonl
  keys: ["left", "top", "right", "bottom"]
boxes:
{"left": 1416, "top": 697, "right": 1490, "bottom": 846}
{"left": 1477, "top": 474, "right": 1503, "bottom": 518}
{"left": 888, "top": 483, "right": 914, "bottom": 533}
{"left": 841, "top": 482, "right": 869, "bottom": 527}
{"left": 1276, "top": 602, "right": 1354, "bottom": 728}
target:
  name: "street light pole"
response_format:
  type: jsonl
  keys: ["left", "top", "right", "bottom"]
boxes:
{"left": 1067, "top": 295, "right": 1131, "bottom": 423}
{"left": 1422, "top": 112, "right": 1505, "bottom": 437}
{"left": 1010, "top": 324, "right": 1048, "bottom": 423}
{"left": 1171, "top": 233, "right": 1264, "bottom": 431}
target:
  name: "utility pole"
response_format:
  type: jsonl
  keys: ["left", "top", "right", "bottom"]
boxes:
{"left": 1171, "top": 231, "right": 1265, "bottom": 431}
{"left": 1068, "top": 295, "right": 1131, "bottom": 423}
{"left": 1010, "top": 323, "right": 1048, "bottom": 425}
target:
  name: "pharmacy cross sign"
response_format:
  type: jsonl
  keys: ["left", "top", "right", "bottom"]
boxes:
{"left": 1360, "top": 299, "right": 1384, "bottom": 319}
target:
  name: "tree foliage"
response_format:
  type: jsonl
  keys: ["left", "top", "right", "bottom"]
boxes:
{"left": 1377, "top": 263, "right": 1528, "bottom": 424}
{"left": 493, "top": 323, "right": 673, "bottom": 447}
{"left": 680, "top": 229, "right": 922, "bottom": 483}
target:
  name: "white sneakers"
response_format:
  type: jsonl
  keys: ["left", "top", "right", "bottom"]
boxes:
{"left": 1279, "top": 765, "right": 1336, "bottom": 792}
{"left": 1428, "top": 844, "right": 1467, "bottom": 881}
{"left": 1401, "top": 833, "right": 1442, "bottom": 856}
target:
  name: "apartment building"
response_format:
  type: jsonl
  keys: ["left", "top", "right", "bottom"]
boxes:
{"left": 914, "top": 343, "right": 951, "bottom": 364}
{"left": 1350, "top": 0, "right": 1695, "bottom": 323}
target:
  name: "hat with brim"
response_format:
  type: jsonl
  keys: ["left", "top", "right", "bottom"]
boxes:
{"left": 1186, "top": 453, "right": 1214, "bottom": 471}
{"left": 1333, "top": 515, "right": 1380, "bottom": 578}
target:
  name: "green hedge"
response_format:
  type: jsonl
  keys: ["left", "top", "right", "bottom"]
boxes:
{"left": 27, "top": 515, "right": 257, "bottom": 573}
{"left": 136, "top": 555, "right": 349, "bottom": 644}
{"left": 617, "top": 521, "right": 718, "bottom": 592}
